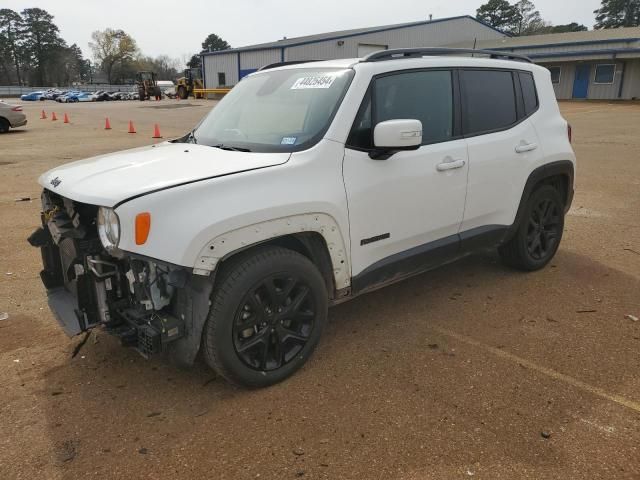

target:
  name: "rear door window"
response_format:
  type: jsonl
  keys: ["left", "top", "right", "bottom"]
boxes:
{"left": 460, "top": 70, "right": 517, "bottom": 136}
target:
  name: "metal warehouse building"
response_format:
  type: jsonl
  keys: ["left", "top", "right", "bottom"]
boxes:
{"left": 202, "top": 16, "right": 640, "bottom": 101}
{"left": 453, "top": 27, "right": 640, "bottom": 100}
{"left": 200, "top": 15, "right": 507, "bottom": 87}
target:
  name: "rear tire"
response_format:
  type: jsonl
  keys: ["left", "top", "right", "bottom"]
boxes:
{"left": 499, "top": 184, "right": 565, "bottom": 271}
{"left": 178, "top": 86, "right": 188, "bottom": 100}
{"left": 0, "top": 118, "right": 9, "bottom": 133}
{"left": 203, "top": 246, "right": 328, "bottom": 388}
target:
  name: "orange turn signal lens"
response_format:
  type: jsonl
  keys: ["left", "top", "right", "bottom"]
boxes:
{"left": 135, "top": 212, "right": 151, "bottom": 245}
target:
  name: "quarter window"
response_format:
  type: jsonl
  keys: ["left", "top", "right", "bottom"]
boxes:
{"left": 461, "top": 70, "right": 517, "bottom": 135}
{"left": 594, "top": 64, "right": 615, "bottom": 84}
{"left": 518, "top": 72, "right": 539, "bottom": 116}
{"left": 548, "top": 66, "right": 561, "bottom": 84}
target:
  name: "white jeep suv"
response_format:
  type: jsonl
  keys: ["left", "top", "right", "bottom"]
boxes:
{"left": 30, "top": 49, "right": 575, "bottom": 387}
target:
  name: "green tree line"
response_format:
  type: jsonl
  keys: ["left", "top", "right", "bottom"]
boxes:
{"left": 0, "top": 8, "right": 191, "bottom": 86}
{"left": 2, "top": 1, "right": 638, "bottom": 86}
{"left": 0, "top": 8, "right": 89, "bottom": 86}
{"left": 476, "top": 0, "right": 639, "bottom": 35}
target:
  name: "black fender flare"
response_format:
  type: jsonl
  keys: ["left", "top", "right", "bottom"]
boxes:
{"left": 504, "top": 160, "right": 574, "bottom": 243}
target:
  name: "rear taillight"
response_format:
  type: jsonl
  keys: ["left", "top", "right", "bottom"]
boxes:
{"left": 567, "top": 124, "right": 572, "bottom": 143}
{"left": 11, "top": 106, "right": 22, "bottom": 112}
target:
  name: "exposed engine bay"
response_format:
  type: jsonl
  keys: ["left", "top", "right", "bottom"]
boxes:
{"left": 28, "top": 189, "right": 187, "bottom": 357}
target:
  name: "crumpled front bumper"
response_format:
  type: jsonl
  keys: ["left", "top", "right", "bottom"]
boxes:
{"left": 46, "top": 287, "right": 85, "bottom": 337}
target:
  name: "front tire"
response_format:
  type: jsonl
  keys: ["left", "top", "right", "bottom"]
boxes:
{"left": 499, "top": 184, "right": 565, "bottom": 271}
{"left": 203, "top": 246, "right": 328, "bottom": 388}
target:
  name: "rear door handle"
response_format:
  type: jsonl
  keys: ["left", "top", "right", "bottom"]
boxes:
{"left": 515, "top": 142, "right": 538, "bottom": 153}
{"left": 436, "top": 159, "right": 466, "bottom": 171}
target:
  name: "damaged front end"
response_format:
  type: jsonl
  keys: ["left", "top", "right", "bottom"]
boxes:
{"left": 28, "top": 189, "right": 193, "bottom": 358}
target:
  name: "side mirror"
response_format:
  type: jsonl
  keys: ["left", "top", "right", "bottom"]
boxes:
{"left": 371, "top": 119, "right": 422, "bottom": 159}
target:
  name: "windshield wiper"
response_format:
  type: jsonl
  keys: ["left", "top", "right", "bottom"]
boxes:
{"left": 211, "top": 144, "right": 251, "bottom": 152}
{"left": 187, "top": 130, "right": 198, "bottom": 144}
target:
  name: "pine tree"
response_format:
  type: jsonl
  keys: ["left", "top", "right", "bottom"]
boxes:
{"left": 594, "top": 0, "right": 640, "bottom": 29}
{"left": 0, "top": 9, "right": 25, "bottom": 85}
{"left": 201, "top": 33, "right": 230, "bottom": 52}
{"left": 477, "top": 0, "right": 521, "bottom": 34}
{"left": 21, "top": 8, "right": 67, "bottom": 85}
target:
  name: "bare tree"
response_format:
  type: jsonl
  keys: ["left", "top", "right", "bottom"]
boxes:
{"left": 89, "top": 28, "right": 138, "bottom": 84}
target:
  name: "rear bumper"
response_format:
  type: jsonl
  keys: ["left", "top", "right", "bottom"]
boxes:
{"left": 11, "top": 118, "right": 27, "bottom": 128}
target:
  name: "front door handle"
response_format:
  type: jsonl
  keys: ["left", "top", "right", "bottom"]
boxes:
{"left": 436, "top": 158, "right": 466, "bottom": 171}
{"left": 515, "top": 142, "right": 538, "bottom": 153}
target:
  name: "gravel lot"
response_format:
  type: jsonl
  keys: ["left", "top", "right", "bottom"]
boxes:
{"left": 1, "top": 98, "right": 639, "bottom": 479}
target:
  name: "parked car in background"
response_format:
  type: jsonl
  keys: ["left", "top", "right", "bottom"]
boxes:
{"left": 65, "top": 92, "right": 93, "bottom": 103}
{"left": 109, "top": 91, "right": 133, "bottom": 101}
{"left": 0, "top": 101, "right": 27, "bottom": 133}
{"left": 20, "top": 91, "right": 44, "bottom": 101}
{"left": 90, "top": 91, "right": 109, "bottom": 101}
{"left": 42, "top": 89, "right": 66, "bottom": 101}
{"left": 56, "top": 91, "right": 82, "bottom": 103}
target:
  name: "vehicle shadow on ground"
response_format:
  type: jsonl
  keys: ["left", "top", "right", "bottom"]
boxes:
{"left": 39, "top": 248, "right": 640, "bottom": 478}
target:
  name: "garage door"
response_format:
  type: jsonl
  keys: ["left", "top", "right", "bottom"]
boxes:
{"left": 358, "top": 44, "right": 388, "bottom": 58}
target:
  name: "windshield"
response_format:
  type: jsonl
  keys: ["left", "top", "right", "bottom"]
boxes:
{"left": 191, "top": 67, "right": 354, "bottom": 152}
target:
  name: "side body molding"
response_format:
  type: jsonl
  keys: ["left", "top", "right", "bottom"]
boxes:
{"left": 193, "top": 213, "right": 351, "bottom": 289}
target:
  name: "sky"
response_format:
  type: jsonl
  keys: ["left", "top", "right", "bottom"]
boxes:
{"left": 4, "top": 0, "right": 603, "bottom": 62}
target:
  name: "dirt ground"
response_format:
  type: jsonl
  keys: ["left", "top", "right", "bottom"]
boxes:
{"left": 0, "top": 98, "right": 639, "bottom": 480}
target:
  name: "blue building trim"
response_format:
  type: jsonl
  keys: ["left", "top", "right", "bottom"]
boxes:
{"left": 200, "top": 53, "right": 206, "bottom": 87}
{"left": 528, "top": 47, "right": 640, "bottom": 60}
{"left": 618, "top": 60, "right": 627, "bottom": 98}
{"left": 237, "top": 52, "right": 241, "bottom": 83}
{"left": 488, "top": 37, "right": 640, "bottom": 52}
{"left": 201, "top": 15, "right": 508, "bottom": 57}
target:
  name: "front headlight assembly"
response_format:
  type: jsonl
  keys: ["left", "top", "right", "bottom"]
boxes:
{"left": 97, "top": 207, "right": 120, "bottom": 251}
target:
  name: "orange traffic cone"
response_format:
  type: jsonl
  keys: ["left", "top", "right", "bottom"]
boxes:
{"left": 40, "top": 110, "right": 47, "bottom": 119}
{"left": 127, "top": 120, "right": 136, "bottom": 134}
{"left": 152, "top": 124, "right": 162, "bottom": 139}
{"left": 104, "top": 117, "right": 111, "bottom": 130}
{"left": 51, "top": 112, "right": 57, "bottom": 121}
{"left": 63, "top": 113, "right": 70, "bottom": 124}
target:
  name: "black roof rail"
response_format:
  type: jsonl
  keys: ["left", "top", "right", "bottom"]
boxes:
{"left": 258, "top": 60, "right": 322, "bottom": 71}
{"left": 361, "top": 48, "right": 533, "bottom": 64}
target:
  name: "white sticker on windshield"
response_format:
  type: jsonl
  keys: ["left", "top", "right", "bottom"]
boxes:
{"left": 281, "top": 137, "right": 297, "bottom": 145}
{"left": 291, "top": 74, "right": 337, "bottom": 90}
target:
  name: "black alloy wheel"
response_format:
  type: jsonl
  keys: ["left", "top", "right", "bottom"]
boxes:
{"left": 233, "top": 274, "right": 315, "bottom": 371}
{"left": 499, "top": 184, "right": 565, "bottom": 271}
{"left": 202, "top": 246, "right": 328, "bottom": 388}
{"left": 526, "top": 197, "right": 561, "bottom": 261}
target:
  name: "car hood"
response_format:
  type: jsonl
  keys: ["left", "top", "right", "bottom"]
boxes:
{"left": 38, "top": 142, "right": 291, "bottom": 207}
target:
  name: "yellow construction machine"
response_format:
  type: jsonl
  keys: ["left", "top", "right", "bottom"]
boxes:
{"left": 176, "top": 68, "right": 204, "bottom": 99}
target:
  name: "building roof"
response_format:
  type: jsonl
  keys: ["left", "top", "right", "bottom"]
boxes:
{"left": 202, "top": 15, "right": 506, "bottom": 56}
{"left": 447, "top": 26, "right": 640, "bottom": 50}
